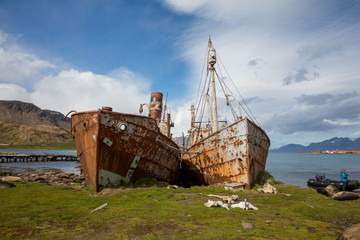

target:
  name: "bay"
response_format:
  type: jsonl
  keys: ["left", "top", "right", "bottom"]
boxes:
{"left": 266, "top": 152, "right": 360, "bottom": 188}
{"left": 0, "top": 149, "right": 80, "bottom": 174}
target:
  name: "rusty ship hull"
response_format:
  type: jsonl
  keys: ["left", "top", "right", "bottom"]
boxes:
{"left": 183, "top": 118, "right": 270, "bottom": 190}
{"left": 71, "top": 109, "right": 180, "bottom": 191}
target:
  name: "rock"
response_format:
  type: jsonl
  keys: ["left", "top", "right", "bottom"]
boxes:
{"left": 316, "top": 187, "right": 330, "bottom": 197}
{"left": 337, "top": 223, "right": 360, "bottom": 240}
{"left": 0, "top": 180, "right": 15, "bottom": 188}
{"left": 326, "top": 185, "right": 339, "bottom": 195}
{"left": 333, "top": 191, "right": 360, "bottom": 201}
{"left": 257, "top": 182, "right": 278, "bottom": 194}
{"left": 241, "top": 222, "right": 253, "bottom": 230}
{"left": 1, "top": 176, "right": 22, "bottom": 182}
{"left": 167, "top": 185, "right": 178, "bottom": 189}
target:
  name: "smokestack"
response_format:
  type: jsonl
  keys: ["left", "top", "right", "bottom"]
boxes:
{"left": 149, "top": 92, "right": 163, "bottom": 120}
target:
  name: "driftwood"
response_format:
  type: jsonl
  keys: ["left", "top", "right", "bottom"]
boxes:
{"left": 91, "top": 203, "right": 108, "bottom": 213}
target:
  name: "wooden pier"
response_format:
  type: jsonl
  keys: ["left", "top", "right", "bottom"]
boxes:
{"left": 0, "top": 154, "right": 79, "bottom": 163}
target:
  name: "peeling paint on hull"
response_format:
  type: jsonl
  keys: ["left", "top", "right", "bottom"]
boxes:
{"left": 71, "top": 110, "right": 180, "bottom": 191}
{"left": 183, "top": 118, "right": 270, "bottom": 189}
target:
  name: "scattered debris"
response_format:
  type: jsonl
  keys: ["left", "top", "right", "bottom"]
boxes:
{"left": 265, "top": 220, "right": 272, "bottom": 224}
{"left": 207, "top": 194, "right": 239, "bottom": 204}
{"left": 224, "top": 183, "right": 245, "bottom": 192}
{"left": 337, "top": 223, "right": 360, "bottom": 240}
{"left": 167, "top": 185, "right": 178, "bottom": 189}
{"left": 91, "top": 203, "right": 108, "bottom": 213}
{"left": 257, "top": 182, "right": 278, "bottom": 194}
{"left": 283, "top": 193, "right": 292, "bottom": 197}
{"left": 204, "top": 200, "right": 229, "bottom": 210}
{"left": 231, "top": 199, "right": 258, "bottom": 210}
{"left": 332, "top": 191, "right": 360, "bottom": 201}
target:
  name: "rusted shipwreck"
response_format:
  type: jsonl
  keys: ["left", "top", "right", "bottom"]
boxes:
{"left": 69, "top": 92, "right": 180, "bottom": 191}
{"left": 182, "top": 37, "right": 270, "bottom": 189}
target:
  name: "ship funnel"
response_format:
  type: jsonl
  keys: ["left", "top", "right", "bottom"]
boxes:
{"left": 149, "top": 92, "right": 163, "bottom": 120}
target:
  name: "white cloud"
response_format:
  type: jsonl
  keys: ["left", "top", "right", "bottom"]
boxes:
{"left": 0, "top": 30, "right": 152, "bottom": 116}
{"left": 0, "top": 31, "right": 56, "bottom": 83}
{"left": 30, "top": 68, "right": 150, "bottom": 115}
{"left": 0, "top": 83, "right": 31, "bottom": 102}
{"left": 166, "top": 1, "right": 360, "bottom": 145}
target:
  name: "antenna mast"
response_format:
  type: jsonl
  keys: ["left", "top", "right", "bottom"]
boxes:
{"left": 208, "top": 37, "right": 218, "bottom": 132}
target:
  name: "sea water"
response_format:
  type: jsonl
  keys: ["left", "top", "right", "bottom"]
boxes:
{"left": 266, "top": 152, "right": 360, "bottom": 188}
{"left": 0, "top": 149, "right": 80, "bottom": 174}
{"left": 1, "top": 150, "right": 359, "bottom": 188}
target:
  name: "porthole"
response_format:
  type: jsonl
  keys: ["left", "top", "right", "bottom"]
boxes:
{"left": 119, "top": 123, "right": 127, "bottom": 131}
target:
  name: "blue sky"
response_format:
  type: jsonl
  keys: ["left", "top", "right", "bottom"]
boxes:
{"left": 1, "top": 0, "right": 360, "bottom": 148}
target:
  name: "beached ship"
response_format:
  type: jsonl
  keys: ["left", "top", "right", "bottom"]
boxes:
{"left": 182, "top": 37, "right": 270, "bottom": 189}
{"left": 69, "top": 92, "right": 180, "bottom": 191}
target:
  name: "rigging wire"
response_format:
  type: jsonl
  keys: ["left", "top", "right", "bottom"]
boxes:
{"left": 195, "top": 45, "right": 211, "bottom": 112}
{"left": 216, "top": 53, "right": 261, "bottom": 127}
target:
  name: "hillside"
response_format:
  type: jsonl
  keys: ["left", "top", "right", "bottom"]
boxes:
{"left": 0, "top": 100, "right": 73, "bottom": 147}
{"left": 0, "top": 100, "right": 70, "bottom": 129}
{"left": 272, "top": 137, "right": 360, "bottom": 152}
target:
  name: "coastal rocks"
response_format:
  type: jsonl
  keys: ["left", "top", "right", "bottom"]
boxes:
{"left": 16, "top": 172, "right": 84, "bottom": 187}
{"left": 332, "top": 191, "right": 360, "bottom": 201}
{"left": 257, "top": 182, "right": 278, "bottom": 194}
{"left": 0, "top": 180, "right": 15, "bottom": 188}
{"left": 337, "top": 223, "right": 360, "bottom": 240}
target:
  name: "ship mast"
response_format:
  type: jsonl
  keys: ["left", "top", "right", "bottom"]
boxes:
{"left": 208, "top": 37, "right": 218, "bottom": 132}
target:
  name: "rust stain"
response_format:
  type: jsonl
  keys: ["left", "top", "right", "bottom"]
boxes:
{"left": 71, "top": 92, "right": 181, "bottom": 192}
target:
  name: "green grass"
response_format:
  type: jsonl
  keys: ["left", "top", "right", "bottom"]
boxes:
{"left": 0, "top": 183, "right": 359, "bottom": 239}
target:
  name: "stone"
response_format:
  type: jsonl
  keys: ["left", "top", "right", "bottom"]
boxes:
{"left": 337, "top": 223, "right": 360, "bottom": 240}
{"left": 333, "top": 191, "right": 360, "bottom": 201}
{"left": 1, "top": 176, "right": 22, "bottom": 182}
{"left": 241, "top": 222, "right": 253, "bottom": 230}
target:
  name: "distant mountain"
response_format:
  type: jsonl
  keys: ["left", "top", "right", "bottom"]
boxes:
{"left": 0, "top": 100, "right": 72, "bottom": 146}
{"left": 272, "top": 137, "right": 360, "bottom": 152}
{"left": 0, "top": 100, "right": 70, "bottom": 129}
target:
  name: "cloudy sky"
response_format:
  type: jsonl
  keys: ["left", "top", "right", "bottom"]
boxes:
{"left": 1, "top": 0, "right": 360, "bottom": 148}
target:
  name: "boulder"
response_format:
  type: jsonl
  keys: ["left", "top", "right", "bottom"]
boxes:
{"left": 337, "top": 223, "right": 360, "bottom": 240}
{"left": 326, "top": 185, "right": 339, "bottom": 195}
{"left": 1, "top": 176, "right": 22, "bottom": 182}
{"left": 333, "top": 191, "right": 360, "bottom": 201}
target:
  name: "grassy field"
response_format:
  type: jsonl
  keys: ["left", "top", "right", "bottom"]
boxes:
{"left": 0, "top": 182, "right": 359, "bottom": 239}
